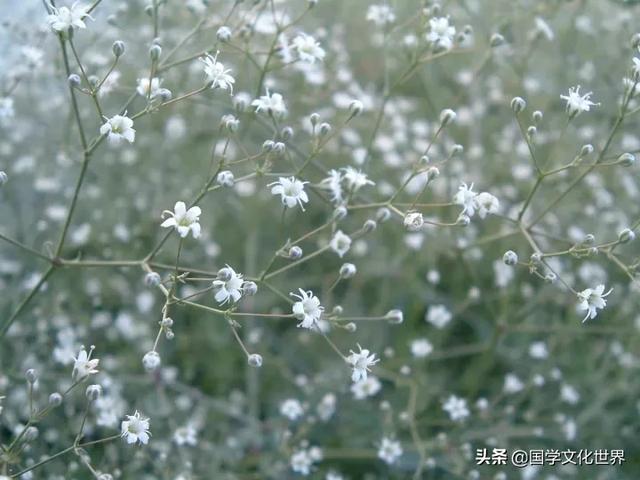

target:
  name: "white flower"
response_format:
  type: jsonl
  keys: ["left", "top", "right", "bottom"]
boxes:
{"left": 378, "top": 437, "right": 403, "bottom": 465}
{"left": 161, "top": 201, "right": 202, "bottom": 239}
{"left": 292, "top": 33, "right": 325, "bottom": 63}
{"left": 426, "top": 17, "right": 456, "bottom": 50}
{"left": 291, "top": 289, "right": 324, "bottom": 328}
{"left": 503, "top": 373, "right": 524, "bottom": 394}
{"left": 560, "top": 384, "right": 580, "bottom": 404}
{"left": 252, "top": 89, "right": 287, "bottom": 118}
{"left": 99, "top": 114, "right": 136, "bottom": 145}
{"left": 576, "top": 284, "right": 612, "bottom": 322}
{"left": 342, "top": 166, "right": 375, "bottom": 191}
{"left": 0, "top": 97, "right": 15, "bottom": 119}
{"left": 560, "top": 85, "right": 599, "bottom": 117}
{"left": 173, "top": 424, "right": 197, "bottom": 446}
{"left": 453, "top": 182, "right": 478, "bottom": 217}
{"left": 213, "top": 266, "right": 244, "bottom": 305}
{"left": 347, "top": 345, "right": 379, "bottom": 383}
{"left": 291, "top": 450, "right": 313, "bottom": 475}
{"left": 47, "top": 2, "right": 91, "bottom": 33}
{"left": 136, "top": 77, "right": 162, "bottom": 99}
{"left": 317, "top": 393, "right": 337, "bottom": 421}
{"left": 404, "top": 212, "right": 424, "bottom": 231}
{"left": 442, "top": 395, "right": 469, "bottom": 422}
{"left": 529, "top": 341, "right": 548, "bottom": 359}
{"left": 351, "top": 376, "right": 381, "bottom": 399}
{"left": 410, "top": 338, "right": 433, "bottom": 358}
{"left": 120, "top": 411, "right": 151, "bottom": 445}
{"left": 280, "top": 398, "right": 304, "bottom": 421}
{"left": 425, "top": 304, "right": 452, "bottom": 329}
{"left": 366, "top": 4, "right": 395, "bottom": 26}
{"left": 475, "top": 192, "right": 500, "bottom": 218}
{"left": 201, "top": 52, "right": 235, "bottom": 93}
{"left": 72, "top": 346, "right": 99, "bottom": 380}
{"left": 330, "top": 230, "right": 352, "bottom": 257}
{"left": 269, "top": 176, "right": 309, "bottom": 210}
{"left": 319, "top": 169, "right": 343, "bottom": 204}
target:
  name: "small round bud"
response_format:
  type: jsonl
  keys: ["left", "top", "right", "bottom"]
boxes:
{"left": 530, "top": 252, "right": 542, "bottom": 264}
{"left": 532, "top": 110, "right": 543, "bottom": 123}
{"left": 289, "top": 246, "right": 303, "bottom": 260}
{"left": 580, "top": 144, "right": 594, "bottom": 157}
{"left": 24, "top": 426, "right": 39, "bottom": 442}
{"left": 426, "top": 166, "right": 440, "bottom": 181}
{"left": 262, "top": 140, "right": 275, "bottom": 152}
{"left": 333, "top": 206, "right": 348, "bottom": 221}
{"left": 451, "top": 144, "right": 464, "bottom": 156}
{"left": 404, "top": 212, "right": 424, "bottom": 231}
{"left": 344, "top": 322, "right": 357, "bottom": 332}
{"left": 544, "top": 272, "right": 556, "bottom": 284}
{"left": 309, "top": 113, "right": 320, "bottom": 126}
{"left": 363, "top": 219, "right": 377, "bottom": 233}
{"left": 144, "top": 272, "right": 162, "bottom": 287}
{"left": 618, "top": 228, "right": 636, "bottom": 244}
{"left": 339, "top": 263, "right": 357, "bottom": 279}
{"left": 48, "top": 392, "right": 63, "bottom": 407}
{"left": 281, "top": 126, "right": 294, "bottom": 140}
{"left": 85, "top": 384, "right": 102, "bottom": 401}
{"left": 439, "top": 108, "right": 457, "bottom": 126}
{"left": 112, "top": 40, "right": 125, "bottom": 57}
{"left": 68, "top": 73, "right": 81, "bottom": 87}
{"left": 457, "top": 214, "right": 471, "bottom": 226}
{"left": 217, "top": 170, "right": 235, "bottom": 187}
{"left": 161, "top": 317, "right": 174, "bottom": 328}
{"left": 217, "top": 267, "right": 233, "bottom": 282}
{"left": 386, "top": 309, "right": 404, "bottom": 324}
{"left": 348, "top": 100, "right": 364, "bottom": 117}
{"left": 216, "top": 26, "right": 232, "bottom": 42}
{"left": 144, "top": 5, "right": 154, "bottom": 16}
{"left": 165, "top": 330, "right": 175, "bottom": 340}
{"left": 490, "top": 33, "right": 505, "bottom": 47}
{"left": 248, "top": 353, "right": 263, "bottom": 367}
{"left": 98, "top": 474, "right": 114, "bottom": 480}
{"left": 142, "top": 351, "right": 161, "bottom": 372}
{"left": 463, "top": 25, "right": 473, "bottom": 36}
{"left": 25, "top": 368, "right": 37, "bottom": 384}
{"left": 157, "top": 88, "right": 172, "bottom": 102}
{"left": 318, "top": 122, "right": 331, "bottom": 137}
{"left": 273, "top": 142, "right": 286, "bottom": 156}
{"left": 243, "top": 281, "right": 258, "bottom": 296}
{"left": 332, "top": 305, "right": 344, "bottom": 316}
{"left": 149, "top": 44, "right": 162, "bottom": 61}
{"left": 503, "top": 250, "right": 518, "bottom": 266}
{"left": 527, "top": 125, "right": 537, "bottom": 137}
{"left": 221, "top": 114, "right": 239, "bottom": 132}
{"left": 618, "top": 152, "right": 635, "bottom": 167}
{"left": 582, "top": 234, "right": 595, "bottom": 245}
{"left": 419, "top": 155, "right": 430, "bottom": 165}
{"left": 376, "top": 207, "right": 391, "bottom": 223}
{"left": 510, "top": 96, "right": 526, "bottom": 113}
{"left": 0, "top": 171, "right": 7, "bottom": 186}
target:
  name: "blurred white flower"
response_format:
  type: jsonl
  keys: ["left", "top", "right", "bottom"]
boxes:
{"left": 291, "top": 449, "right": 313, "bottom": 475}
{"left": 404, "top": 212, "right": 424, "bottom": 231}
{"left": 292, "top": 33, "right": 325, "bottom": 63}
{"left": 173, "top": 424, "right": 197, "bottom": 446}
{"left": 529, "top": 341, "right": 549, "bottom": 359}
{"left": 426, "top": 17, "right": 456, "bottom": 50}
{"left": 503, "top": 373, "right": 524, "bottom": 394}
{"left": 121, "top": 411, "right": 151, "bottom": 445}
{"left": 577, "top": 284, "right": 611, "bottom": 322}
{"left": 378, "top": 437, "right": 403, "bottom": 464}
{"left": 201, "top": 52, "right": 235, "bottom": 93}
{"left": 351, "top": 375, "right": 381, "bottom": 399}
{"left": 280, "top": 398, "right": 304, "bottom": 421}
{"left": 410, "top": 338, "right": 433, "bottom": 358}
{"left": 252, "top": 89, "right": 287, "bottom": 118}
{"left": 425, "top": 304, "right": 452, "bottom": 329}
{"left": 136, "top": 77, "right": 162, "bottom": 99}
{"left": 291, "top": 289, "right": 324, "bottom": 329}
{"left": 161, "top": 201, "right": 202, "bottom": 239}
{"left": 366, "top": 4, "right": 395, "bottom": 26}
{"left": 453, "top": 182, "right": 478, "bottom": 217}
{"left": 342, "top": 166, "right": 375, "bottom": 191}
{"left": 347, "top": 345, "right": 379, "bottom": 382}
{"left": 319, "top": 169, "right": 343, "bottom": 203}
{"left": 0, "top": 97, "right": 15, "bottom": 119}
{"left": 100, "top": 114, "right": 136, "bottom": 145}
{"left": 560, "top": 85, "right": 599, "bottom": 117}
{"left": 72, "top": 346, "right": 99, "bottom": 381}
{"left": 442, "top": 395, "right": 469, "bottom": 422}
{"left": 213, "top": 266, "right": 244, "bottom": 305}
{"left": 330, "top": 230, "right": 352, "bottom": 257}
{"left": 269, "top": 177, "right": 309, "bottom": 210}
{"left": 47, "top": 3, "right": 91, "bottom": 33}
{"left": 475, "top": 192, "right": 499, "bottom": 218}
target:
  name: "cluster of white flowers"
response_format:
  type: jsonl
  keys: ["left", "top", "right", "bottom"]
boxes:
{"left": 453, "top": 182, "right": 500, "bottom": 220}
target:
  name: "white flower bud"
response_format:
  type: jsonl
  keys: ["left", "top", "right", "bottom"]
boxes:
{"left": 532, "top": 110, "right": 543, "bottom": 123}
{"left": 157, "top": 88, "right": 172, "bottom": 102}
{"left": 248, "top": 353, "right": 263, "bottom": 367}
{"left": 339, "top": 263, "right": 357, "bottom": 278}
{"left": 85, "top": 384, "right": 102, "bottom": 401}
{"left": 618, "top": 152, "right": 635, "bottom": 167}
{"left": 503, "top": 250, "right": 518, "bottom": 266}
{"left": 631, "top": 32, "right": 640, "bottom": 49}
{"left": 149, "top": 44, "right": 162, "bottom": 61}
{"left": 48, "top": 392, "right": 63, "bottom": 407}
{"left": 289, "top": 246, "right": 303, "bottom": 259}
{"left": 544, "top": 272, "right": 556, "bottom": 283}
{"left": 386, "top": 309, "right": 404, "bottom": 324}
{"left": 527, "top": 125, "right": 537, "bottom": 137}
{"left": 333, "top": 206, "right": 348, "bottom": 221}
{"left": 439, "top": 108, "right": 457, "bottom": 126}
{"left": 309, "top": 113, "right": 320, "bottom": 126}
{"left": 580, "top": 144, "right": 594, "bottom": 157}
{"left": 221, "top": 114, "right": 239, "bottom": 132}
{"left": 0, "top": 171, "right": 7, "bottom": 186}
{"left": 490, "top": 33, "right": 505, "bottom": 47}
{"left": 426, "top": 166, "right": 440, "bottom": 181}
{"left": 25, "top": 368, "right": 37, "bottom": 384}
{"left": 24, "top": 426, "right": 39, "bottom": 442}
{"left": 348, "top": 100, "right": 364, "bottom": 117}
{"left": 618, "top": 228, "right": 635, "bottom": 244}
{"left": 457, "top": 214, "right": 471, "bottom": 226}
{"left": 243, "top": 281, "right": 258, "bottom": 296}
{"left": 344, "top": 322, "right": 357, "bottom": 332}
{"left": 530, "top": 252, "right": 542, "bottom": 264}
{"left": 281, "top": 126, "right": 294, "bottom": 140}
{"left": 451, "top": 144, "right": 464, "bottom": 156}
{"left": 144, "top": 272, "right": 162, "bottom": 287}
{"left": 98, "top": 474, "right": 114, "bottom": 480}
{"left": 68, "top": 74, "right": 81, "bottom": 87}
{"left": 262, "top": 140, "right": 275, "bottom": 152}
{"left": 363, "top": 219, "right": 377, "bottom": 233}
{"left": 376, "top": 207, "right": 391, "bottom": 223}
{"left": 233, "top": 92, "right": 251, "bottom": 111}
{"left": 404, "top": 212, "right": 424, "bottom": 231}
{"left": 510, "top": 96, "right": 526, "bottom": 113}
{"left": 216, "top": 26, "right": 232, "bottom": 42}
{"left": 332, "top": 305, "right": 343, "bottom": 316}
{"left": 142, "top": 351, "right": 161, "bottom": 372}
{"left": 112, "top": 40, "right": 125, "bottom": 57}
{"left": 217, "top": 170, "right": 235, "bottom": 187}
{"left": 318, "top": 122, "right": 332, "bottom": 137}
{"left": 273, "top": 142, "right": 286, "bottom": 156}
{"left": 217, "top": 267, "right": 233, "bottom": 281}
{"left": 161, "top": 317, "right": 173, "bottom": 328}
{"left": 582, "top": 234, "right": 595, "bottom": 245}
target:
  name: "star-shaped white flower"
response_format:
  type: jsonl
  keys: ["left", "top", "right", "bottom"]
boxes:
{"left": 99, "top": 114, "right": 136, "bottom": 145}
{"left": 560, "top": 85, "right": 599, "bottom": 117}
{"left": 577, "top": 284, "right": 612, "bottom": 323}
{"left": 201, "top": 52, "right": 235, "bottom": 93}
{"left": 47, "top": 2, "right": 91, "bottom": 33}
{"left": 252, "top": 89, "right": 287, "bottom": 118}
{"left": 72, "top": 346, "right": 99, "bottom": 381}
{"left": 292, "top": 33, "right": 325, "bottom": 64}
{"left": 330, "top": 230, "right": 352, "bottom": 258}
{"left": 161, "top": 201, "right": 202, "bottom": 239}
{"left": 269, "top": 176, "right": 309, "bottom": 210}
{"left": 212, "top": 265, "right": 245, "bottom": 305}
{"left": 121, "top": 411, "right": 151, "bottom": 445}
{"left": 347, "top": 345, "right": 379, "bottom": 383}
{"left": 291, "top": 289, "right": 324, "bottom": 329}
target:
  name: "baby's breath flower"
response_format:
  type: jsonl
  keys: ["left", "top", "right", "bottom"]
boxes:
{"left": 577, "top": 284, "right": 612, "bottom": 323}
{"left": 442, "top": 394, "right": 469, "bottom": 421}
{"left": 216, "top": 26, "right": 232, "bottom": 42}
{"left": 351, "top": 375, "right": 381, "bottom": 399}
{"left": 47, "top": 2, "right": 91, "bottom": 33}
{"left": 377, "top": 437, "right": 403, "bottom": 465}
{"left": 248, "top": 353, "right": 263, "bottom": 367}
{"left": 120, "top": 411, "right": 151, "bottom": 445}
{"left": 560, "top": 85, "right": 599, "bottom": 117}
{"left": 217, "top": 170, "right": 235, "bottom": 187}
{"left": 72, "top": 346, "right": 99, "bottom": 381}
{"left": 319, "top": 169, "right": 343, "bottom": 204}
{"left": 213, "top": 266, "right": 244, "bottom": 305}
{"left": 291, "top": 289, "right": 324, "bottom": 329}
{"left": 410, "top": 338, "right": 433, "bottom": 358}
{"left": 142, "top": 351, "right": 161, "bottom": 372}
{"left": 453, "top": 182, "right": 477, "bottom": 216}
{"left": 330, "top": 230, "right": 352, "bottom": 257}
{"left": 0, "top": 171, "right": 7, "bottom": 186}
{"left": 100, "top": 114, "right": 136, "bottom": 145}
{"left": 404, "top": 212, "right": 424, "bottom": 231}
{"left": 252, "top": 89, "right": 287, "bottom": 118}
{"left": 269, "top": 177, "right": 309, "bottom": 210}
{"left": 161, "top": 201, "right": 202, "bottom": 239}
{"left": 292, "top": 33, "right": 325, "bottom": 63}
{"left": 475, "top": 192, "right": 500, "bottom": 218}
{"left": 339, "top": 263, "right": 357, "bottom": 278}
{"left": 347, "top": 345, "right": 379, "bottom": 382}
{"left": 366, "top": 4, "right": 395, "bottom": 26}
{"left": 136, "top": 77, "right": 162, "bottom": 99}
{"left": 280, "top": 398, "right": 304, "bottom": 421}
{"left": 342, "top": 166, "right": 375, "bottom": 191}
{"left": 426, "top": 17, "right": 456, "bottom": 51}
{"left": 201, "top": 52, "right": 235, "bottom": 93}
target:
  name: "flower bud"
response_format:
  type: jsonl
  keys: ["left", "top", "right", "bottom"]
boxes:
{"left": 149, "top": 44, "right": 162, "bottom": 62}
{"left": 318, "top": 122, "right": 331, "bottom": 137}
{"left": 309, "top": 113, "right": 320, "bottom": 126}
{"left": 144, "top": 271, "right": 162, "bottom": 287}
{"left": 273, "top": 142, "right": 286, "bottom": 156}
{"left": 439, "top": 108, "right": 457, "bottom": 126}
{"left": 289, "top": 245, "right": 303, "bottom": 259}
{"left": 580, "top": 144, "right": 594, "bottom": 157}
{"left": 404, "top": 212, "right": 424, "bottom": 231}
{"left": 339, "top": 263, "right": 357, "bottom": 279}
{"left": 582, "top": 234, "right": 595, "bottom": 245}
{"left": 112, "top": 40, "right": 125, "bottom": 57}
{"left": 532, "top": 110, "right": 543, "bottom": 123}
{"left": 221, "top": 114, "right": 239, "bottom": 132}
{"left": 242, "top": 281, "right": 258, "bottom": 296}
{"left": 142, "top": 351, "right": 161, "bottom": 372}
{"left": 344, "top": 322, "right": 357, "bottom": 332}
{"left": 386, "top": 309, "right": 404, "bottom": 324}
{"left": 544, "top": 272, "right": 556, "bottom": 284}
{"left": 618, "top": 228, "right": 636, "bottom": 244}
{"left": 217, "top": 170, "right": 235, "bottom": 187}
{"left": 157, "top": 88, "right": 172, "bottom": 102}
{"left": 48, "top": 392, "right": 63, "bottom": 407}
{"left": 490, "top": 33, "right": 505, "bottom": 47}
{"left": 348, "top": 100, "right": 364, "bottom": 117}
{"left": 631, "top": 32, "right": 640, "bottom": 49}
{"left": 262, "top": 139, "right": 275, "bottom": 152}
{"left": 248, "top": 353, "right": 263, "bottom": 367}
{"left": 0, "top": 171, "right": 7, "bottom": 186}
{"left": 161, "top": 317, "right": 173, "bottom": 328}
{"left": 281, "top": 126, "right": 294, "bottom": 140}
{"left": 503, "top": 250, "right": 518, "bottom": 266}
{"left": 217, "top": 267, "right": 233, "bottom": 281}
{"left": 333, "top": 206, "right": 348, "bottom": 221}
{"left": 68, "top": 73, "right": 81, "bottom": 87}
{"left": 451, "top": 144, "right": 464, "bottom": 156}
{"left": 216, "top": 26, "right": 232, "bottom": 42}
{"left": 332, "top": 305, "right": 343, "bottom": 316}
{"left": 376, "top": 207, "right": 391, "bottom": 223}
{"left": 24, "top": 426, "right": 39, "bottom": 442}
{"left": 530, "top": 252, "right": 542, "bottom": 264}
{"left": 457, "top": 214, "right": 470, "bottom": 226}
{"left": 25, "top": 368, "right": 37, "bottom": 384}
{"left": 426, "top": 166, "right": 440, "bottom": 181}
{"left": 363, "top": 219, "right": 377, "bottom": 233}
{"left": 527, "top": 125, "right": 537, "bottom": 137}
{"left": 98, "top": 474, "right": 114, "bottom": 480}
{"left": 510, "top": 96, "right": 526, "bottom": 113}
{"left": 85, "top": 384, "right": 102, "bottom": 401}
{"left": 618, "top": 152, "right": 635, "bottom": 167}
